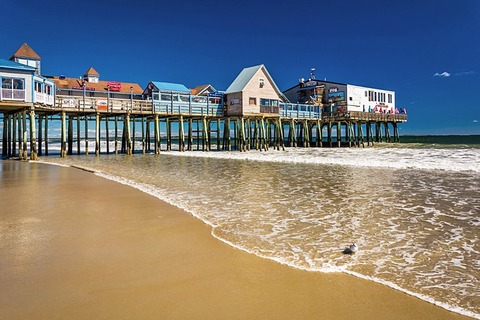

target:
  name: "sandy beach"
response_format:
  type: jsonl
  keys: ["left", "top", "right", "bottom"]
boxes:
{"left": 0, "top": 160, "right": 473, "bottom": 320}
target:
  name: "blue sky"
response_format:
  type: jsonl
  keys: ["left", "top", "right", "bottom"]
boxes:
{"left": 1, "top": 0, "right": 479, "bottom": 134}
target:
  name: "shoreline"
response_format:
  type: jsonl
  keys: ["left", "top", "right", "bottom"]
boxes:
{"left": 88, "top": 160, "right": 480, "bottom": 320}
{"left": 0, "top": 160, "right": 476, "bottom": 319}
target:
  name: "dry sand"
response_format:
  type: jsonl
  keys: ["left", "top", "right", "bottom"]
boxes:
{"left": 0, "top": 160, "right": 473, "bottom": 319}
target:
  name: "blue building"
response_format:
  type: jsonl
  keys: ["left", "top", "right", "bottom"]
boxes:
{"left": 0, "top": 43, "right": 55, "bottom": 108}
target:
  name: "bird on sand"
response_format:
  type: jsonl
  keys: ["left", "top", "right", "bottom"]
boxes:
{"left": 342, "top": 243, "right": 358, "bottom": 254}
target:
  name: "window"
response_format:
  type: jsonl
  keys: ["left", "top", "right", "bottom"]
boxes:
{"left": 388, "top": 94, "right": 392, "bottom": 104}
{"left": 260, "top": 99, "right": 278, "bottom": 106}
{"left": 161, "top": 94, "right": 172, "bottom": 101}
{"left": 2, "top": 78, "right": 12, "bottom": 89}
{"left": 2, "top": 78, "right": 25, "bottom": 90}
{"left": 249, "top": 97, "right": 256, "bottom": 105}
{"left": 13, "top": 79, "right": 24, "bottom": 90}
{"left": 365, "top": 91, "right": 368, "bottom": 97}
{"left": 349, "top": 97, "right": 353, "bottom": 101}
{"left": 45, "top": 85, "right": 52, "bottom": 95}
{"left": 35, "top": 81, "right": 42, "bottom": 93}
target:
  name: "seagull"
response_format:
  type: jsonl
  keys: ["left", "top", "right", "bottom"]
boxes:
{"left": 342, "top": 243, "right": 358, "bottom": 255}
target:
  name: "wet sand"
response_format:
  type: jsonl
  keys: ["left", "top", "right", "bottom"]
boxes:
{"left": 0, "top": 160, "right": 473, "bottom": 319}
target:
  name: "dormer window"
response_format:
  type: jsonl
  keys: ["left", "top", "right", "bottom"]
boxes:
{"left": 83, "top": 67, "right": 100, "bottom": 83}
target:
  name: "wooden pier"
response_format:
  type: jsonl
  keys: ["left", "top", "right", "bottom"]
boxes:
{"left": 1, "top": 94, "right": 407, "bottom": 160}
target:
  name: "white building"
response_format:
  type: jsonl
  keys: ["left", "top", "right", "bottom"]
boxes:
{"left": 284, "top": 78, "right": 397, "bottom": 115}
{"left": 0, "top": 43, "right": 55, "bottom": 106}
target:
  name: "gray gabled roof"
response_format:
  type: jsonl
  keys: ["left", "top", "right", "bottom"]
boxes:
{"left": 225, "top": 64, "right": 288, "bottom": 101}
{"left": 225, "top": 65, "right": 263, "bottom": 93}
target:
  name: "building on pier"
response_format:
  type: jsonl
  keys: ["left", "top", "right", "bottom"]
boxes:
{"left": 10, "top": 43, "right": 41, "bottom": 74}
{"left": 49, "top": 67, "right": 143, "bottom": 101}
{"left": 283, "top": 76, "right": 398, "bottom": 115}
{"left": 225, "top": 64, "right": 288, "bottom": 116}
{"left": 190, "top": 84, "right": 217, "bottom": 96}
{"left": 143, "top": 81, "right": 224, "bottom": 115}
{"left": 1, "top": 43, "right": 55, "bottom": 108}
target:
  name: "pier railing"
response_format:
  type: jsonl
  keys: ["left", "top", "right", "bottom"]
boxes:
{"left": 55, "top": 95, "right": 153, "bottom": 112}
{"left": 34, "top": 92, "right": 55, "bottom": 105}
{"left": 153, "top": 100, "right": 224, "bottom": 116}
{"left": 279, "top": 103, "right": 321, "bottom": 119}
{"left": 51, "top": 96, "right": 406, "bottom": 123}
{"left": 322, "top": 111, "right": 407, "bottom": 122}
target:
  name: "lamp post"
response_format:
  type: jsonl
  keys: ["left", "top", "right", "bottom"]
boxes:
{"left": 83, "top": 82, "right": 86, "bottom": 112}
{"left": 130, "top": 86, "right": 133, "bottom": 111}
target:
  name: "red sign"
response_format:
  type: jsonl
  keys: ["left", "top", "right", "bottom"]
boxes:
{"left": 107, "top": 82, "right": 122, "bottom": 92}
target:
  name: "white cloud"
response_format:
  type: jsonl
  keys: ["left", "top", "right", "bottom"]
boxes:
{"left": 474, "top": 120, "right": 479, "bottom": 123}
{"left": 434, "top": 71, "right": 451, "bottom": 77}
{"left": 454, "top": 71, "right": 476, "bottom": 76}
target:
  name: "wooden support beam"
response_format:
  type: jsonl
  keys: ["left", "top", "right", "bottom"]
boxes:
{"left": 317, "top": 120, "right": 323, "bottom": 147}
{"left": 44, "top": 115, "right": 48, "bottom": 156}
{"left": 126, "top": 114, "right": 132, "bottom": 155}
{"left": 106, "top": 117, "right": 110, "bottom": 154}
{"left": 67, "top": 115, "right": 73, "bottom": 155}
{"left": 60, "top": 111, "right": 67, "bottom": 158}
{"left": 85, "top": 114, "right": 89, "bottom": 155}
{"left": 155, "top": 114, "right": 160, "bottom": 154}
{"left": 394, "top": 122, "right": 400, "bottom": 142}
{"left": 327, "top": 122, "right": 332, "bottom": 147}
{"left": 359, "top": 123, "right": 365, "bottom": 147}
{"left": 187, "top": 118, "right": 193, "bottom": 151}
{"left": 114, "top": 116, "right": 119, "bottom": 155}
{"left": 166, "top": 118, "right": 171, "bottom": 151}
{"left": 202, "top": 116, "right": 210, "bottom": 151}
{"left": 217, "top": 119, "right": 221, "bottom": 151}
{"left": 385, "top": 122, "right": 391, "bottom": 142}
{"left": 76, "top": 115, "right": 81, "bottom": 154}
{"left": 304, "top": 121, "right": 310, "bottom": 148}
{"left": 146, "top": 118, "right": 151, "bottom": 152}
{"left": 29, "top": 109, "right": 37, "bottom": 160}
{"left": 1, "top": 115, "right": 6, "bottom": 158}
{"left": 226, "top": 117, "right": 231, "bottom": 151}
{"left": 11, "top": 113, "right": 16, "bottom": 157}
{"left": 95, "top": 113, "right": 100, "bottom": 156}
{"left": 17, "top": 113, "right": 22, "bottom": 157}
{"left": 7, "top": 114, "right": 12, "bottom": 157}
{"left": 36, "top": 114, "right": 43, "bottom": 156}
{"left": 132, "top": 116, "right": 136, "bottom": 153}
{"left": 141, "top": 116, "right": 145, "bottom": 154}
{"left": 254, "top": 119, "right": 259, "bottom": 150}
{"left": 179, "top": 115, "right": 185, "bottom": 152}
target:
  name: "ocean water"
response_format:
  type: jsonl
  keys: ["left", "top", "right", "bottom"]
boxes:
{"left": 39, "top": 140, "right": 480, "bottom": 319}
